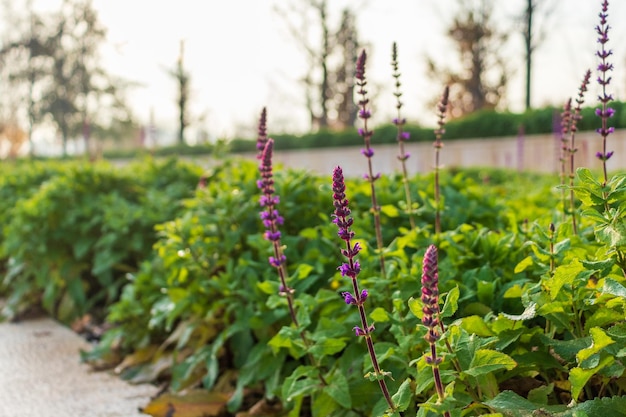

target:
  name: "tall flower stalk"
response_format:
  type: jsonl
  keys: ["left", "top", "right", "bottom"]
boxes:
{"left": 559, "top": 98, "right": 572, "bottom": 220}
{"left": 595, "top": 0, "right": 614, "bottom": 186}
{"left": 356, "top": 49, "right": 387, "bottom": 280}
{"left": 567, "top": 70, "right": 592, "bottom": 234}
{"left": 258, "top": 138, "right": 297, "bottom": 326}
{"left": 433, "top": 86, "right": 449, "bottom": 238}
{"left": 391, "top": 42, "right": 415, "bottom": 230}
{"left": 258, "top": 134, "right": 327, "bottom": 386}
{"left": 256, "top": 107, "right": 269, "bottom": 159}
{"left": 421, "top": 245, "right": 450, "bottom": 417}
{"left": 332, "top": 166, "right": 396, "bottom": 413}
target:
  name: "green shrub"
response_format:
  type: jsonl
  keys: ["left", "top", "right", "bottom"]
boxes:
{"left": 0, "top": 158, "right": 202, "bottom": 322}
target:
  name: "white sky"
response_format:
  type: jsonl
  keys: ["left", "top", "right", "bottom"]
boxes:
{"left": 8, "top": 0, "right": 626, "bottom": 140}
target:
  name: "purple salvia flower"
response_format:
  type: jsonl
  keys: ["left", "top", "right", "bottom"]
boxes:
{"left": 361, "top": 148, "right": 374, "bottom": 158}
{"left": 355, "top": 50, "right": 386, "bottom": 279}
{"left": 421, "top": 244, "right": 448, "bottom": 412}
{"left": 595, "top": 0, "right": 614, "bottom": 184}
{"left": 391, "top": 42, "right": 416, "bottom": 230}
{"left": 331, "top": 165, "right": 396, "bottom": 411}
{"left": 256, "top": 107, "right": 268, "bottom": 158}
{"left": 421, "top": 245, "right": 441, "bottom": 345}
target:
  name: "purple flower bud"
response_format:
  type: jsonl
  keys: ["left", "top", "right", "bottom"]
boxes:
{"left": 596, "top": 151, "right": 614, "bottom": 161}
{"left": 353, "top": 326, "right": 366, "bottom": 336}
{"left": 338, "top": 261, "right": 360, "bottom": 278}
{"left": 400, "top": 131, "right": 410, "bottom": 141}
{"left": 361, "top": 148, "right": 374, "bottom": 158}
{"left": 342, "top": 291, "right": 357, "bottom": 305}
{"left": 359, "top": 109, "right": 371, "bottom": 119}
{"left": 264, "top": 230, "right": 281, "bottom": 241}
{"left": 356, "top": 50, "right": 366, "bottom": 81}
{"left": 397, "top": 152, "right": 410, "bottom": 161}
{"left": 269, "top": 255, "right": 286, "bottom": 267}
{"left": 360, "top": 289, "right": 368, "bottom": 303}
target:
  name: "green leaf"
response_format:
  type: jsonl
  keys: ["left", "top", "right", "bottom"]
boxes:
{"left": 501, "top": 302, "right": 536, "bottom": 321}
{"left": 602, "top": 278, "right": 626, "bottom": 298}
{"left": 576, "top": 327, "right": 615, "bottom": 364}
{"left": 294, "top": 263, "right": 314, "bottom": 280}
{"left": 570, "top": 355, "right": 614, "bottom": 401}
{"left": 464, "top": 349, "right": 517, "bottom": 377}
{"left": 391, "top": 378, "right": 413, "bottom": 412}
{"left": 380, "top": 204, "right": 400, "bottom": 218}
{"left": 282, "top": 365, "right": 319, "bottom": 402}
{"left": 571, "top": 395, "right": 626, "bottom": 416}
{"left": 459, "top": 315, "right": 494, "bottom": 337}
{"left": 370, "top": 307, "right": 390, "bottom": 323}
{"left": 408, "top": 296, "right": 423, "bottom": 320}
{"left": 549, "top": 259, "right": 584, "bottom": 300}
{"left": 514, "top": 256, "right": 533, "bottom": 273}
{"left": 440, "top": 286, "right": 460, "bottom": 318}
{"left": 308, "top": 337, "right": 347, "bottom": 357}
{"left": 323, "top": 370, "right": 352, "bottom": 408}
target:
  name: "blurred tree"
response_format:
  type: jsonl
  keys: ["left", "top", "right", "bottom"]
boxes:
{"left": 275, "top": 1, "right": 362, "bottom": 130}
{"left": 427, "top": 0, "right": 509, "bottom": 118}
{"left": 0, "top": 0, "right": 135, "bottom": 157}
{"left": 168, "top": 40, "right": 190, "bottom": 145}
{"left": 520, "top": 0, "right": 557, "bottom": 111}
{"left": 333, "top": 8, "right": 359, "bottom": 128}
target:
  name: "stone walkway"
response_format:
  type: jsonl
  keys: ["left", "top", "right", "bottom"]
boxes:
{"left": 0, "top": 317, "right": 158, "bottom": 417}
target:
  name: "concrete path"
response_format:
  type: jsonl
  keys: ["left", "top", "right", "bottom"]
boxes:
{"left": 0, "top": 317, "right": 158, "bottom": 417}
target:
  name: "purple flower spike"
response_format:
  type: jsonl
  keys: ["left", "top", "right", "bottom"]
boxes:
{"left": 595, "top": 0, "right": 614, "bottom": 184}
{"left": 330, "top": 166, "right": 396, "bottom": 411}
{"left": 256, "top": 107, "right": 268, "bottom": 158}
{"left": 421, "top": 245, "right": 441, "bottom": 343}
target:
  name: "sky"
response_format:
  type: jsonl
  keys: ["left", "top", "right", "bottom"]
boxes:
{"left": 7, "top": 0, "right": 626, "bottom": 142}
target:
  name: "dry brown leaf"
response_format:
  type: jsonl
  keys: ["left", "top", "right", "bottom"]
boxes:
{"left": 141, "top": 389, "right": 229, "bottom": 417}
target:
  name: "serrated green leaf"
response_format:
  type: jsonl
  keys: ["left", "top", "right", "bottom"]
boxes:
{"left": 577, "top": 327, "right": 615, "bottom": 364}
{"left": 570, "top": 355, "right": 614, "bottom": 401}
{"left": 391, "top": 378, "right": 413, "bottom": 412}
{"left": 441, "top": 286, "right": 460, "bottom": 318}
{"left": 464, "top": 349, "right": 517, "bottom": 377}
{"left": 602, "top": 278, "right": 626, "bottom": 298}
{"left": 549, "top": 259, "right": 584, "bottom": 300}
{"left": 323, "top": 370, "right": 351, "bottom": 408}
{"left": 571, "top": 395, "right": 626, "bottom": 416}
{"left": 282, "top": 365, "right": 319, "bottom": 402}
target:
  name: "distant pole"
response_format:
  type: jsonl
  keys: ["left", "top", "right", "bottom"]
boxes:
{"left": 524, "top": 0, "right": 533, "bottom": 111}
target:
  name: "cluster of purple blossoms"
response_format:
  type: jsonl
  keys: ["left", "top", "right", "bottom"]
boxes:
{"left": 391, "top": 42, "right": 411, "bottom": 161}
{"left": 332, "top": 166, "right": 374, "bottom": 337}
{"left": 355, "top": 50, "right": 380, "bottom": 181}
{"left": 421, "top": 245, "right": 442, "bottom": 354}
{"left": 258, "top": 139, "right": 286, "bottom": 268}
{"left": 256, "top": 107, "right": 269, "bottom": 159}
{"left": 434, "top": 86, "right": 449, "bottom": 149}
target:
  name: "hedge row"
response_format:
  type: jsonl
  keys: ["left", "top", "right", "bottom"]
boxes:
{"left": 101, "top": 102, "right": 626, "bottom": 159}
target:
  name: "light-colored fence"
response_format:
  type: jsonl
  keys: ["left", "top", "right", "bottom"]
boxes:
{"left": 232, "top": 129, "right": 624, "bottom": 177}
